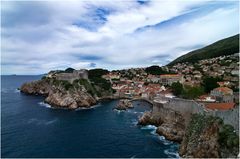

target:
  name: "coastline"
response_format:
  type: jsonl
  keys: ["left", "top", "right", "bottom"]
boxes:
{"left": 19, "top": 76, "right": 239, "bottom": 158}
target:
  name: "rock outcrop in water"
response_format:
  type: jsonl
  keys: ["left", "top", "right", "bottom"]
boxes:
{"left": 20, "top": 78, "right": 97, "bottom": 109}
{"left": 114, "top": 99, "right": 133, "bottom": 110}
{"left": 138, "top": 109, "right": 185, "bottom": 142}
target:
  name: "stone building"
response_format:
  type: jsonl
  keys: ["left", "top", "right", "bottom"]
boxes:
{"left": 55, "top": 69, "right": 88, "bottom": 83}
{"left": 210, "top": 87, "right": 233, "bottom": 102}
{"left": 159, "top": 74, "right": 183, "bottom": 85}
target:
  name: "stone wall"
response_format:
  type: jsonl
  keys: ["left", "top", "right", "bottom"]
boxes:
{"left": 153, "top": 96, "right": 239, "bottom": 132}
{"left": 55, "top": 69, "right": 88, "bottom": 83}
{"left": 207, "top": 107, "right": 239, "bottom": 132}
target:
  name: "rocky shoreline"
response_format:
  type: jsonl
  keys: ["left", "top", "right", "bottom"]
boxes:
{"left": 138, "top": 110, "right": 185, "bottom": 143}
{"left": 20, "top": 78, "right": 239, "bottom": 158}
{"left": 20, "top": 78, "right": 131, "bottom": 109}
{"left": 20, "top": 79, "right": 97, "bottom": 109}
{"left": 137, "top": 110, "right": 239, "bottom": 158}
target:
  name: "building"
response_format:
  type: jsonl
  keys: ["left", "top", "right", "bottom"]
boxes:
{"left": 102, "top": 73, "right": 120, "bottom": 80}
{"left": 159, "top": 74, "right": 183, "bottom": 85}
{"left": 210, "top": 87, "right": 233, "bottom": 102}
{"left": 147, "top": 75, "right": 160, "bottom": 83}
{"left": 217, "top": 81, "right": 230, "bottom": 87}
{"left": 205, "top": 102, "right": 235, "bottom": 111}
{"left": 197, "top": 95, "right": 216, "bottom": 102}
{"left": 54, "top": 69, "right": 88, "bottom": 83}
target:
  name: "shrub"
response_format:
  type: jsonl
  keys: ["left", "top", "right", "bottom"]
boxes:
{"left": 171, "top": 82, "right": 183, "bottom": 96}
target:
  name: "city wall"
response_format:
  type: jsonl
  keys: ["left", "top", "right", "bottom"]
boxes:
{"left": 153, "top": 96, "right": 239, "bottom": 132}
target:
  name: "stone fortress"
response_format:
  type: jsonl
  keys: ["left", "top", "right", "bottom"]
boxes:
{"left": 47, "top": 69, "right": 88, "bottom": 83}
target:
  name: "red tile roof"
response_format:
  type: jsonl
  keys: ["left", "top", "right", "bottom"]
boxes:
{"left": 160, "top": 74, "right": 181, "bottom": 77}
{"left": 205, "top": 102, "right": 235, "bottom": 110}
{"left": 213, "top": 87, "right": 233, "bottom": 94}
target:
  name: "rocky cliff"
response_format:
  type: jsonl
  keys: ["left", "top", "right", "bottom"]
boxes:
{"left": 138, "top": 106, "right": 239, "bottom": 158}
{"left": 114, "top": 99, "right": 133, "bottom": 110}
{"left": 20, "top": 78, "right": 97, "bottom": 109}
{"left": 179, "top": 114, "right": 239, "bottom": 158}
{"left": 179, "top": 114, "right": 221, "bottom": 158}
{"left": 138, "top": 105, "right": 185, "bottom": 142}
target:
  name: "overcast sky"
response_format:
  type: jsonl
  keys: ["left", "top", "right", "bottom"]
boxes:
{"left": 1, "top": 0, "right": 239, "bottom": 75}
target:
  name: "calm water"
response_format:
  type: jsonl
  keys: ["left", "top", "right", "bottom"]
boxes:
{"left": 1, "top": 75, "right": 179, "bottom": 158}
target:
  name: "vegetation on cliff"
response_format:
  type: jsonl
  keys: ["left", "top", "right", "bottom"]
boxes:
{"left": 180, "top": 114, "right": 239, "bottom": 158}
{"left": 88, "top": 68, "right": 114, "bottom": 97}
{"left": 43, "top": 68, "right": 113, "bottom": 97}
{"left": 218, "top": 124, "right": 239, "bottom": 157}
{"left": 169, "top": 34, "right": 239, "bottom": 65}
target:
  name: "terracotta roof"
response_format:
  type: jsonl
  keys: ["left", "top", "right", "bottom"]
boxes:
{"left": 213, "top": 87, "right": 233, "bottom": 94}
{"left": 160, "top": 74, "right": 181, "bottom": 77}
{"left": 217, "top": 82, "right": 225, "bottom": 86}
{"left": 205, "top": 103, "right": 235, "bottom": 110}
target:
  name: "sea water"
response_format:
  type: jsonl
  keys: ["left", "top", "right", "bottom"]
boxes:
{"left": 1, "top": 75, "right": 179, "bottom": 158}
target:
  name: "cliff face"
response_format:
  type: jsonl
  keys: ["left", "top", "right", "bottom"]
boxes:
{"left": 179, "top": 114, "right": 221, "bottom": 158}
{"left": 20, "top": 80, "right": 51, "bottom": 96}
{"left": 20, "top": 78, "right": 97, "bottom": 109}
{"left": 114, "top": 99, "right": 133, "bottom": 110}
{"left": 138, "top": 104, "right": 239, "bottom": 158}
{"left": 138, "top": 104, "right": 185, "bottom": 142}
{"left": 180, "top": 114, "right": 239, "bottom": 158}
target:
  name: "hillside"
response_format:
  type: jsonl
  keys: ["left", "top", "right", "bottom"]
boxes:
{"left": 168, "top": 34, "right": 239, "bottom": 65}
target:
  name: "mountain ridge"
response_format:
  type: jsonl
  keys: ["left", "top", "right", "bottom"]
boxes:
{"left": 168, "top": 34, "right": 239, "bottom": 65}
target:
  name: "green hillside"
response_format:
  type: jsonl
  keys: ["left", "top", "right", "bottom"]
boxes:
{"left": 168, "top": 34, "right": 239, "bottom": 65}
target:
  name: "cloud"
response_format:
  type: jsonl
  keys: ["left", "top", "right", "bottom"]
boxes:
{"left": 1, "top": 0, "right": 239, "bottom": 74}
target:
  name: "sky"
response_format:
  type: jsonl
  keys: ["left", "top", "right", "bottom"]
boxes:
{"left": 1, "top": 0, "right": 239, "bottom": 75}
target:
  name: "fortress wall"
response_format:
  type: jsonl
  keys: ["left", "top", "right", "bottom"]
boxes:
{"left": 153, "top": 96, "right": 239, "bottom": 131}
{"left": 207, "top": 108, "right": 239, "bottom": 132}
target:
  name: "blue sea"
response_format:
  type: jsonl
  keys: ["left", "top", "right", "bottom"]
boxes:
{"left": 1, "top": 75, "right": 179, "bottom": 158}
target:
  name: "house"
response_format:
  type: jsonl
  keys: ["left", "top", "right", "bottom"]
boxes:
{"left": 217, "top": 81, "right": 230, "bottom": 87}
{"left": 102, "top": 73, "right": 120, "bottom": 80}
{"left": 147, "top": 75, "right": 160, "bottom": 83}
{"left": 197, "top": 95, "right": 216, "bottom": 102}
{"left": 158, "top": 89, "right": 175, "bottom": 98}
{"left": 205, "top": 103, "right": 235, "bottom": 111}
{"left": 231, "top": 70, "right": 239, "bottom": 76}
{"left": 210, "top": 87, "right": 233, "bottom": 102}
{"left": 159, "top": 74, "right": 183, "bottom": 85}
{"left": 141, "top": 91, "right": 149, "bottom": 99}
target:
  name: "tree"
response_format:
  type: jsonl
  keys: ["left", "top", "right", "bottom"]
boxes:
{"left": 171, "top": 82, "right": 183, "bottom": 96}
{"left": 145, "top": 65, "right": 168, "bottom": 75}
{"left": 88, "top": 68, "right": 109, "bottom": 79}
{"left": 65, "top": 67, "right": 75, "bottom": 73}
{"left": 183, "top": 85, "right": 204, "bottom": 99}
{"left": 201, "top": 76, "right": 220, "bottom": 93}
